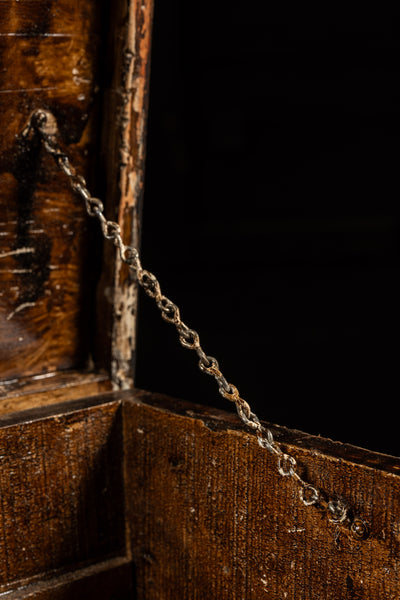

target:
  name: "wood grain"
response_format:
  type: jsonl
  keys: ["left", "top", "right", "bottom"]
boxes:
{"left": 96, "top": 0, "right": 154, "bottom": 388}
{"left": 2, "top": 388, "right": 399, "bottom": 598}
{"left": 0, "top": 0, "right": 104, "bottom": 380}
{"left": 0, "top": 369, "right": 112, "bottom": 415}
{"left": 123, "top": 389, "right": 400, "bottom": 599}
{"left": 4, "top": 557, "right": 133, "bottom": 600}
{"left": 0, "top": 396, "right": 125, "bottom": 593}
{"left": 0, "top": 0, "right": 154, "bottom": 398}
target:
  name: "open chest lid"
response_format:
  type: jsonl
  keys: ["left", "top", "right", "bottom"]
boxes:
{"left": 0, "top": 0, "right": 153, "bottom": 412}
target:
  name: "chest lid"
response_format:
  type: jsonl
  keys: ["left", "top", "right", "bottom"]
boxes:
{"left": 0, "top": 0, "right": 153, "bottom": 413}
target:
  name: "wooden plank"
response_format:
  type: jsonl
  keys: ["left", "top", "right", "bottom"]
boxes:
{"left": 0, "top": 396, "right": 125, "bottom": 592}
{"left": 0, "top": 0, "right": 104, "bottom": 380}
{"left": 0, "top": 0, "right": 154, "bottom": 394}
{"left": 4, "top": 557, "right": 133, "bottom": 600}
{"left": 96, "top": 0, "right": 154, "bottom": 388}
{"left": 0, "top": 369, "right": 112, "bottom": 415}
{"left": 123, "top": 389, "right": 400, "bottom": 599}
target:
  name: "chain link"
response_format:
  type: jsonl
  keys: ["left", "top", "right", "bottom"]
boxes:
{"left": 23, "top": 109, "right": 368, "bottom": 540}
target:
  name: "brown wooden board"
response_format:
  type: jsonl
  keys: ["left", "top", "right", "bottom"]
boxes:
{"left": 123, "top": 389, "right": 400, "bottom": 599}
{"left": 0, "top": 396, "right": 125, "bottom": 593}
{"left": 0, "top": 0, "right": 154, "bottom": 397}
{"left": 0, "top": 0, "right": 105, "bottom": 380}
{"left": 4, "top": 557, "right": 134, "bottom": 600}
{"left": 1, "top": 389, "right": 400, "bottom": 598}
{"left": 0, "top": 369, "right": 112, "bottom": 415}
{"left": 96, "top": 0, "right": 154, "bottom": 388}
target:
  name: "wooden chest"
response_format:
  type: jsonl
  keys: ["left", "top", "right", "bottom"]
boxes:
{"left": 1, "top": 3, "right": 399, "bottom": 598}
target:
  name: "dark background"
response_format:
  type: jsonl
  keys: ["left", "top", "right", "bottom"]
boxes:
{"left": 135, "top": 5, "right": 399, "bottom": 456}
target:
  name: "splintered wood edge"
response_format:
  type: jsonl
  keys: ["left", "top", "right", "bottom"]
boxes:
{"left": 97, "top": 0, "right": 154, "bottom": 387}
{"left": 110, "top": 0, "right": 154, "bottom": 390}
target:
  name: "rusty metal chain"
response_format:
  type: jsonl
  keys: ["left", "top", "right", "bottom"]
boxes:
{"left": 21, "top": 109, "right": 368, "bottom": 540}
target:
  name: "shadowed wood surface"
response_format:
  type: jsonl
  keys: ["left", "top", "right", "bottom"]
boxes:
{"left": 0, "top": 0, "right": 154, "bottom": 405}
{"left": 96, "top": 0, "right": 154, "bottom": 388}
{"left": 0, "top": 0, "right": 105, "bottom": 380}
{"left": 0, "top": 369, "right": 112, "bottom": 415}
{"left": 124, "top": 389, "right": 400, "bottom": 599}
{"left": 0, "top": 396, "right": 125, "bottom": 594}
{"left": 3, "top": 558, "right": 134, "bottom": 600}
{"left": 1, "top": 390, "right": 400, "bottom": 598}
{"left": 3, "top": 557, "right": 134, "bottom": 600}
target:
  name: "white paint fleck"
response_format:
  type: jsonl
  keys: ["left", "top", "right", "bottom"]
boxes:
{"left": 32, "top": 372, "right": 57, "bottom": 381}
{"left": 0, "top": 268, "right": 32, "bottom": 274}
{"left": 287, "top": 527, "right": 306, "bottom": 534}
{"left": 137, "top": 428, "right": 144, "bottom": 434}
{"left": 7, "top": 301, "right": 36, "bottom": 320}
{"left": 72, "top": 68, "right": 91, "bottom": 86}
{"left": 0, "top": 247, "right": 34, "bottom": 259}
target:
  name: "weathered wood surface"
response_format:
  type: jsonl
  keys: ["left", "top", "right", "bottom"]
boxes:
{"left": 1, "top": 389, "right": 400, "bottom": 598}
{"left": 4, "top": 557, "right": 133, "bottom": 600}
{"left": 96, "top": 0, "right": 154, "bottom": 388}
{"left": 0, "top": 0, "right": 154, "bottom": 396}
{"left": 0, "top": 369, "right": 112, "bottom": 416}
{"left": 0, "top": 0, "right": 104, "bottom": 380}
{"left": 0, "top": 396, "right": 125, "bottom": 594}
{"left": 124, "top": 390, "right": 400, "bottom": 599}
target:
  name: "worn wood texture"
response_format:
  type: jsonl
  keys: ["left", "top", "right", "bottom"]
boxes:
{"left": 4, "top": 557, "right": 133, "bottom": 600}
{"left": 124, "top": 390, "right": 400, "bottom": 599}
{"left": 2, "top": 389, "right": 399, "bottom": 598}
{"left": 96, "top": 0, "right": 154, "bottom": 388}
{"left": 0, "top": 0, "right": 153, "bottom": 396}
{"left": 0, "top": 1, "right": 105, "bottom": 380}
{"left": 0, "top": 369, "right": 112, "bottom": 416}
{"left": 0, "top": 396, "right": 125, "bottom": 594}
